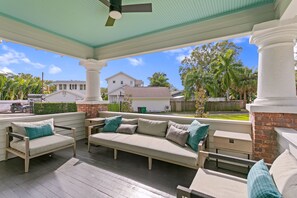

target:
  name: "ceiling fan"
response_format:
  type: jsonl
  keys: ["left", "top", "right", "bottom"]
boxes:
{"left": 99, "top": 0, "right": 152, "bottom": 26}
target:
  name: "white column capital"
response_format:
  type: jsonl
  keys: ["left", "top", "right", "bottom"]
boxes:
{"left": 250, "top": 18, "right": 297, "bottom": 48}
{"left": 78, "top": 59, "right": 108, "bottom": 103}
{"left": 248, "top": 18, "right": 297, "bottom": 111}
{"left": 79, "top": 59, "right": 107, "bottom": 71}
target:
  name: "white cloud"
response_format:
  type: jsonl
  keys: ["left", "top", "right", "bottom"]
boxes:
{"left": 49, "top": 65, "right": 62, "bottom": 74}
{"left": 0, "top": 66, "right": 14, "bottom": 74}
{"left": 164, "top": 46, "right": 194, "bottom": 62}
{"left": 230, "top": 36, "right": 250, "bottom": 44}
{"left": 0, "top": 45, "right": 45, "bottom": 68}
{"left": 127, "top": 57, "right": 144, "bottom": 66}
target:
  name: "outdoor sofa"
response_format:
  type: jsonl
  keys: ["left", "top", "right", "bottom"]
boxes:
{"left": 88, "top": 116, "right": 209, "bottom": 169}
{"left": 177, "top": 149, "right": 297, "bottom": 198}
{"left": 6, "top": 118, "right": 76, "bottom": 172}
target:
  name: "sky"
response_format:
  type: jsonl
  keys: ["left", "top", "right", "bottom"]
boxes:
{"left": 0, "top": 36, "right": 259, "bottom": 90}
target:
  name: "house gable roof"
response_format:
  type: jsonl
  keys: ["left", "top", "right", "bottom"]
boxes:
{"left": 105, "top": 72, "right": 137, "bottom": 81}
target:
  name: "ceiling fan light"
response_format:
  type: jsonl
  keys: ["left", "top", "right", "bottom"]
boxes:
{"left": 109, "top": 10, "right": 122, "bottom": 20}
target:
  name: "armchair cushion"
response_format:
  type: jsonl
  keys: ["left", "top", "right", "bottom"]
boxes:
{"left": 270, "top": 149, "right": 297, "bottom": 198}
{"left": 247, "top": 160, "right": 281, "bottom": 198}
{"left": 24, "top": 124, "right": 54, "bottom": 140}
{"left": 11, "top": 118, "right": 54, "bottom": 142}
{"left": 10, "top": 134, "right": 74, "bottom": 156}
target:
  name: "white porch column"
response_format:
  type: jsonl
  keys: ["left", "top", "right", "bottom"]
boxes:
{"left": 249, "top": 19, "right": 297, "bottom": 107}
{"left": 79, "top": 59, "right": 106, "bottom": 102}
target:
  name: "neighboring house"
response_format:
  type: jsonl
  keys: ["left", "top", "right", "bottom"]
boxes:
{"left": 52, "top": 80, "right": 86, "bottom": 94}
{"left": 106, "top": 72, "right": 143, "bottom": 103}
{"left": 45, "top": 80, "right": 86, "bottom": 102}
{"left": 124, "top": 87, "right": 171, "bottom": 112}
{"left": 44, "top": 90, "right": 84, "bottom": 102}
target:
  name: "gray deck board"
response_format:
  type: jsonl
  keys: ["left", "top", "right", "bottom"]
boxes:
{"left": 0, "top": 140, "right": 246, "bottom": 198}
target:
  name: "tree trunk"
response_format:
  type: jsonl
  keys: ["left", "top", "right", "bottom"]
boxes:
{"left": 226, "top": 89, "right": 230, "bottom": 101}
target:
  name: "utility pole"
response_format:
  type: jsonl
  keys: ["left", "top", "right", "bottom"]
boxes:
{"left": 41, "top": 72, "right": 44, "bottom": 94}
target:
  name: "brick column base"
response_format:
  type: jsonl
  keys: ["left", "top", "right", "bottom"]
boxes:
{"left": 77, "top": 103, "right": 108, "bottom": 118}
{"left": 251, "top": 112, "right": 297, "bottom": 163}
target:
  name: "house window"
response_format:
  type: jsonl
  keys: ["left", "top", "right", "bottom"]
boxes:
{"left": 130, "top": 81, "right": 133, "bottom": 85}
{"left": 63, "top": 84, "right": 67, "bottom": 90}
{"left": 84, "top": 85, "right": 86, "bottom": 90}
{"left": 74, "top": 84, "right": 77, "bottom": 90}
{"left": 113, "top": 80, "right": 116, "bottom": 84}
{"left": 59, "top": 84, "right": 62, "bottom": 90}
{"left": 121, "top": 81, "right": 123, "bottom": 85}
{"left": 80, "top": 84, "right": 83, "bottom": 90}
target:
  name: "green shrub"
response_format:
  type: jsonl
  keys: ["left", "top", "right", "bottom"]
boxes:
{"left": 34, "top": 102, "right": 77, "bottom": 115}
{"left": 108, "top": 103, "right": 120, "bottom": 112}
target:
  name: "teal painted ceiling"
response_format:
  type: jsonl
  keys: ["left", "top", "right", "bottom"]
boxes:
{"left": 0, "top": 0, "right": 275, "bottom": 47}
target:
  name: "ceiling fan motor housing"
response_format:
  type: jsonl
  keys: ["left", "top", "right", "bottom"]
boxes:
{"left": 110, "top": 0, "right": 122, "bottom": 12}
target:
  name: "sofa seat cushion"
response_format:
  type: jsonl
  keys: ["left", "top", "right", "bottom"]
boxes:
{"left": 190, "top": 169, "right": 247, "bottom": 198}
{"left": 90, "top": 133, "right": 198, "bottom": 167}
{"left": 10, "top": 134, "right": 74, "bottom": 156}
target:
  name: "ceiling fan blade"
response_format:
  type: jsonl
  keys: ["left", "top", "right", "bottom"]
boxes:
{"left": 122, "top": 3, "right": 152, "bottom": 13}
{"left": 98, "top": 0, "right": 110, "bottom": 7}
{"left": 105, "top": 16, "right": 116, "bottom": 26}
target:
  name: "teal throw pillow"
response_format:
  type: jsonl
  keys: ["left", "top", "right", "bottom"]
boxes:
{"left": 247, "top": 160, "right": 282, "bottom": 198}
{"left": 24, "top": 124, "right": 54, "bottom": 140}
{"left": 102, "top": 116, "right": 122, "bottom": 132}
{"left": 186, "top": 120, "right": 209, "bottom": 152}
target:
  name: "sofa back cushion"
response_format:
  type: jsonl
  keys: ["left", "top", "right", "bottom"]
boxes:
{"left": 102, "top": 116, "right": 122, "bottom": 132}
{"left": 247, "top": 160, "right": 281, "bottom": 198}
{"left": 186, "top": 120, "right": 209, "bottom": 152}
{"left": 122, "top": 118, "right": 138, "bottom": 125}
{"left": 270, "top": 149, "right": 297, "bottom": 198}
{"left": 11, "top": 118, "right": 54, "bottom": 142}
{"left": 166, "top": 125, "right": 189, "bottom": 146}
{"left": 137, "top": 118, "right": 168, "bottom": 137}
{"left": 168, "top": 120, "right": 190, "bottom": 131}
{"left": 24, "top": 124, "right": 54, "bottom": 140}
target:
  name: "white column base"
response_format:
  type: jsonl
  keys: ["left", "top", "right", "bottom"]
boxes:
{"left": 246, "top": 104, "right": 297, "bottom": 114}
{"left": 253, "top": 97, "right": 297, "bottom": 106}
{"left": 76, "top": 100, "right": 109, "bottom": 105}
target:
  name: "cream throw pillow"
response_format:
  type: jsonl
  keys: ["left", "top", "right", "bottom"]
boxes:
{"left": 270, "top": 149, "right": 297, "bottom": 198}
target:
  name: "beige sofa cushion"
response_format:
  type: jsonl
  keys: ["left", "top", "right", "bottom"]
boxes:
{"left": 122, "top": 118, "right": 138, "bottom": 125}
{"left": 10, "top": 134, "right": 74, "bottom": 156}
{"left": 90, "top": 133, "right": 197, "bottom": 167}
{"left": 137, "top": 118, "right": 168, "bottom": 137}
{"left": 270, "top": 149, "right": 297, "bottom": 198}
{"left": 190, "top": 169, "right": 247, "bottom": 198}
{"left": 11, "top": 118, "right": 54, "bottom": 142}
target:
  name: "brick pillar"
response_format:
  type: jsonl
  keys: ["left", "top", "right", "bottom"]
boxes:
{"left": 77, "top": 103, "right": 108, "bottom": 118}
{"left": 251, "top": 112, "right": 297, "bottom": 163}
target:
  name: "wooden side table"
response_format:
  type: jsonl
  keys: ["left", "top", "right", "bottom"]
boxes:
{"left": 213, "top": 130, "right": 252, "bottom": 168}
{"left": 85, "top": 117, "right": 105, "bottom": 138}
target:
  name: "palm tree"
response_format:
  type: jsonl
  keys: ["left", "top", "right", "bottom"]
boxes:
{"left": 211, "top": 49, "right": 243, "bottom": 101}
{"left": 148, "top": 72, "right": 170, "bottom": 87}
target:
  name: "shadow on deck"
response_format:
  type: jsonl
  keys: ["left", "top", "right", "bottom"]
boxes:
{"left": 0, "top": 140, "right": 247, "bottom": 197}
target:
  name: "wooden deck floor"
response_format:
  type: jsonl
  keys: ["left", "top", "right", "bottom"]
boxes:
{"left": 0, "top": 140, "right": 247, "bottom": 198}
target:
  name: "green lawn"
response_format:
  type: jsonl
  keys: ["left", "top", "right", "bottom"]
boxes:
{"left": 208, "top": 114, "right": 249, "bottom": 121}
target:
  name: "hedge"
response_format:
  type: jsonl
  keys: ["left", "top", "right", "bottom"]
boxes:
{"left": 33, "top": 102, "right": 77, "bottom": 115}
{"left": 108, "top": 103, "right": 120, "bottom": 112}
